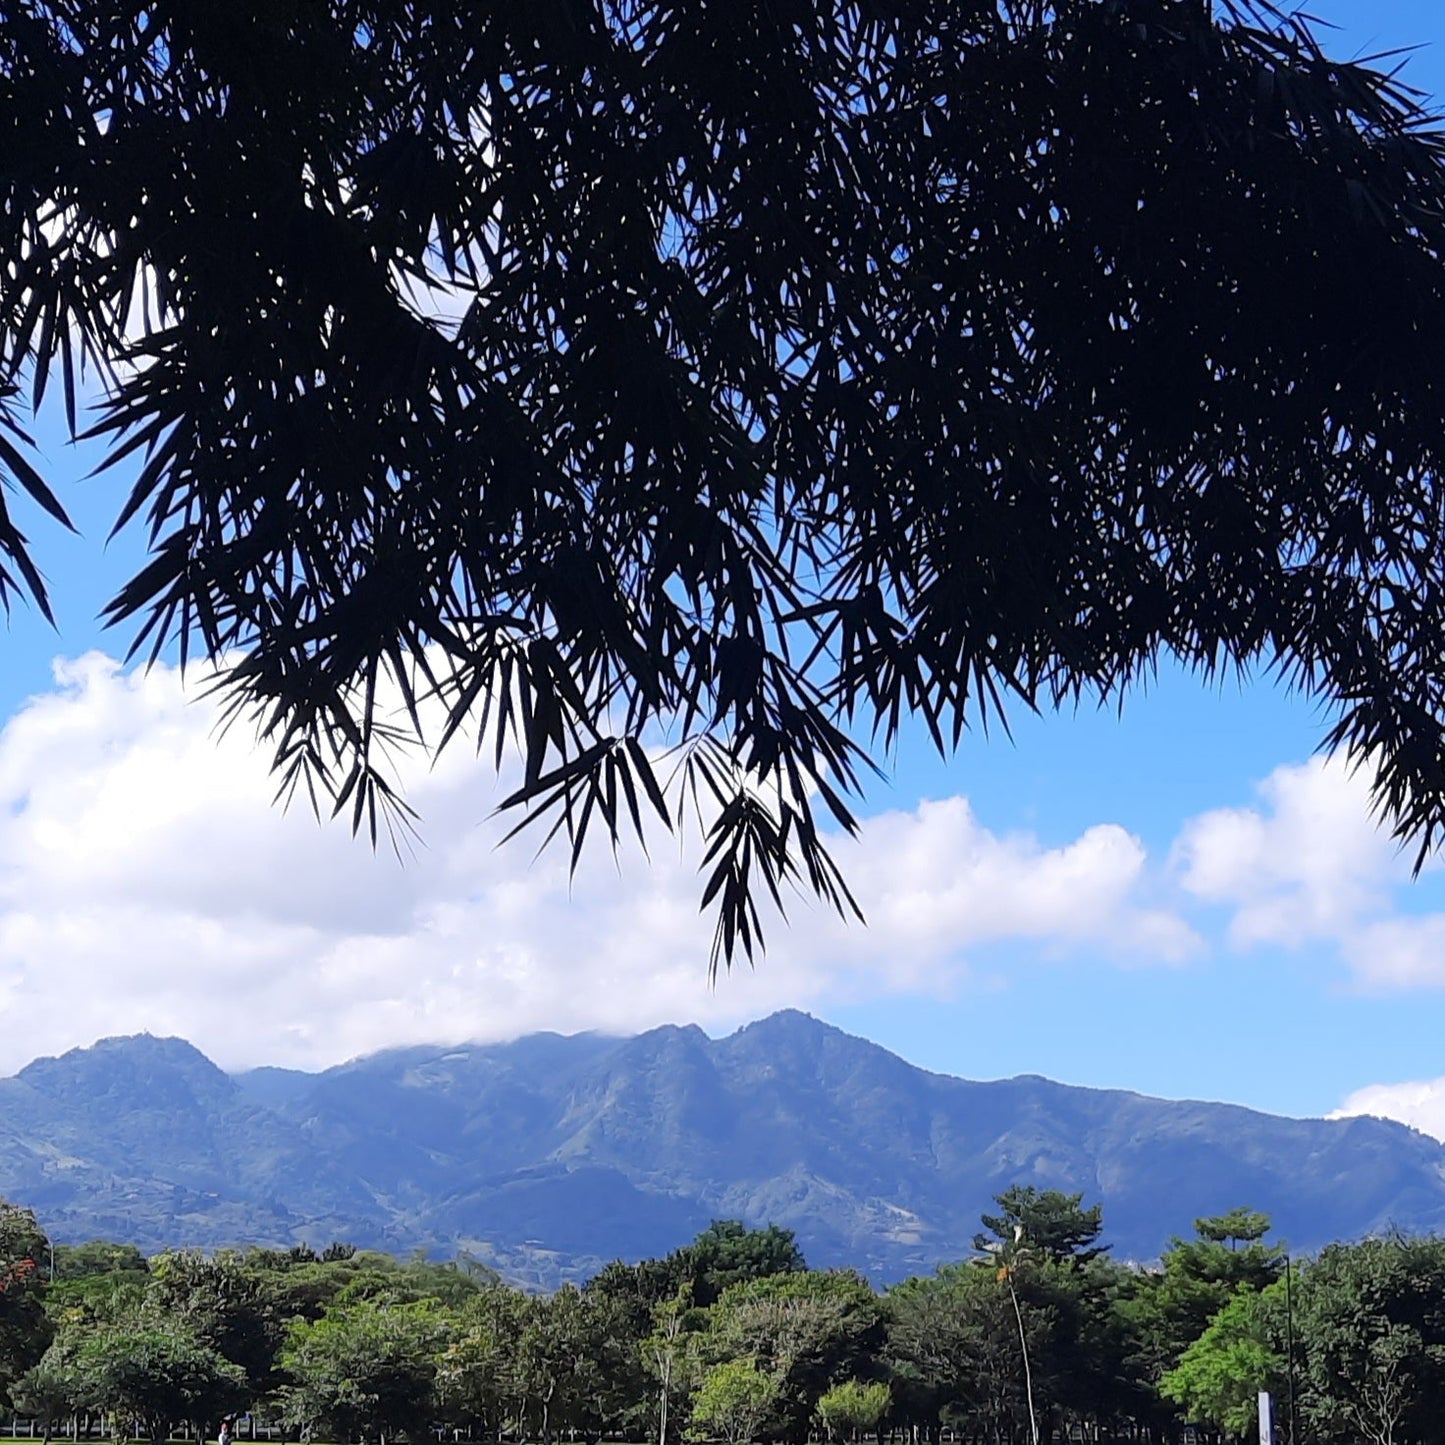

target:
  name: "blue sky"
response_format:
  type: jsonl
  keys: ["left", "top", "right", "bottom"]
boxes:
{"left": 2, "top": 0, "right": 1445, "bottom": 1137}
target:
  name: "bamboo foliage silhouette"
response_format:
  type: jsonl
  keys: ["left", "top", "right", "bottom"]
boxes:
{"left": 6, "top": 1, "right": 1445, "bottom": 963}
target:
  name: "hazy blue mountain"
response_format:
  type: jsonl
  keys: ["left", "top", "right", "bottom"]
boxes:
{"left": 2, "top": 1011, "right": 1442, "bottom": 1287}
{"left": 0, "top": 1034, "right": 385, "bottom": 1253}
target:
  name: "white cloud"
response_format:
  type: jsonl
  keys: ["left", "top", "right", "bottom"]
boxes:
{"left": 0, "top": 653, "right": 1194, "bottom": 1074}
{"left": 1162, "top": 753, "right": 1445, "bottom": 1138}
{"left": 1331, "top": 1078, "right": 1445, "bottom": 1143}
{"left": 1169, "top": 754, "right": 1445, "bottom": 993}
{"left": 1172, "top": 756, "right": 1396, "bottom": 948}
{"left": 1341, "top": 916, "right": 1445, "bottom": 991}
{"left": 833, "top": 800, "right": 1196, "bottom": 973}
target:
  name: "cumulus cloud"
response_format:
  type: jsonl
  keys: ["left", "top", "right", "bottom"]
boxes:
{"left": 1172, "top": 756, "right": 1396, "bottom": 948}
{"left": 1170, "top": 754, "right": 1445, "bottom": 992}
{"left": 0, "top": 654, "right": 1195, "bottom": 1074}
{"left": 1331, "top": 1079, "right": 1445, "bottom": 1143}
{"left": 1335, "top": 913, "right": 1445, "bottom": 992}
{"left": 833, "top": 800, "right": 1195, "bottom": 973}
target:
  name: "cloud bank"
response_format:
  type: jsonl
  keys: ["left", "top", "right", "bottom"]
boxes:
{"left": 0, "top": 655, "right": 1195, "bottom": 1074}
{"left": 6, "top": 651, "right": 1445, "bottom": 1117}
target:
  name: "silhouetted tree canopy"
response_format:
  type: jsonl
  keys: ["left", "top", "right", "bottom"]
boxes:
{"left": 4, "top": 0, "right": 1445, "bottom": 965}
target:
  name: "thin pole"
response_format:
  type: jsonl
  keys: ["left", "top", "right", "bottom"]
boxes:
{"left": 1006, "top": 1274, "right": 1040, "bottom": 1445}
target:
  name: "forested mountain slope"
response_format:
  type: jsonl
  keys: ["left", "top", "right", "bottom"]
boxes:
{"left": 1, "top": 1012, "right": 1439, "bottom": 1286}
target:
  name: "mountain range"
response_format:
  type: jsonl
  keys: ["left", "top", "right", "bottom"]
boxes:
{"left": 1, "top": 1010, "right": 1441, "bottom": 1288}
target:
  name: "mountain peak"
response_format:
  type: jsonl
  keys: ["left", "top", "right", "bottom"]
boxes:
{"left": 15, "top": 1031, "right": 235, "bottom": 1107}
{"left": 736, "top": 1008, "right": 827, "bottom": 1034}
{"left": 95, "top": 1031, "right": 210, "bottom": 1059}
{"left": 5, "top": 1016, "right": 1445, "bottom": 1289}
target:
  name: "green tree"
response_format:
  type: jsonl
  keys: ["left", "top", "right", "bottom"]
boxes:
{"left": 688, "top": 1222, "right": 807, "bottom": 1307}
{"left": 1160, "top": 1286, "right": 1283, "bottom": 1440}
{"left": 1291, "top": 1236, "right": 1445, "bottom": 1445}
{"left": 45, "top": 1241, "right": 150, "bottom": 1319}
{"left": 244, "top": 1252, "right": 371, "bottom": 1324}
{"left": 434, "top": 1286, "right": 526, "bottom": 1442}
{"left": 817, "top": 1381, "right": 890, "bottom": 1443}
{"left": 588, "top": 1256, "right": 697, "bottom": 1316}
{"left": 0, "top": 1202, "right": 52, "bottom": 1406}
{"left": 973, "top": 1188, "right": 1127, "bottom": 1444}
{"left": 975, "top": 1219, "right": 1048, "bottom": 1445}
{"left": 10, "top": 2, "right": 1445, "bottom": 963}
{"left": 51, "top": 1242, "right": 148, "bottom": 1281}
{"left": 882, "top": 1272, "right": 968, "bottom": 1439}
{"left": 509, "top": 1285, "right": 625, "bottom": 1445}
{"left": 1018, "top": 1252, "right": 1144, "bottom": 1441}
{"left": 77, "top": 1327, "right": 248, "bottom": 1445}
{"left": 331, "top": 1251, "right": 485, "bottom": 1311}
{"left": 642, "top": 1286, "right": 706, "bottom": 1445}
{"left": 1131, "top": 1210, "right": 1284, "bottom": 1382}
{"left": 144, "top": 1250, "right": 286, "bottom": 1396}
{"left": 884, "top": 1265, "right": 1046, "bottom": 1445}
{"left": 688, "top": 1360, "right": 780, "bottom": 1445}
{"left": 279, "top": 1298, "right": 445, "bottom": 1444}
{"left": 11, "top": 1331, "right": 90, "bottom": 1443}
{"left": 1195, "top": 1211, "right": 1273, "bottom": 1252}
{"left": 573, "top": 1284, "right": 650, "bottom": 1436}
{"left": 707, "top": 1271, "right": 883, "bottom": 1443}
{"left": 975, "top": 1189, "right": 1108, "bottom": 1266}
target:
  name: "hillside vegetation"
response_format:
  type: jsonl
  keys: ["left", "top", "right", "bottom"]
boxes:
{"left": 0, "top": 1194, "right": 1438, "bottom": 1445}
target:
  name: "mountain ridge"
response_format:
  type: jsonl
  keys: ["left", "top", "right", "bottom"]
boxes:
{"left": 1, "top": 1010, "right": 1440, "bottom": 1289}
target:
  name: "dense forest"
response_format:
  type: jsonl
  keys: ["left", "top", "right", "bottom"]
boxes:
{"left": 0, "top": 1192, "right": 1434, "bottom": 1445}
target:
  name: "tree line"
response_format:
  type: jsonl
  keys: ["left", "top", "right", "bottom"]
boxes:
{"left": 0, "top": 1192, "right": 1438, "bottom": 1445}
